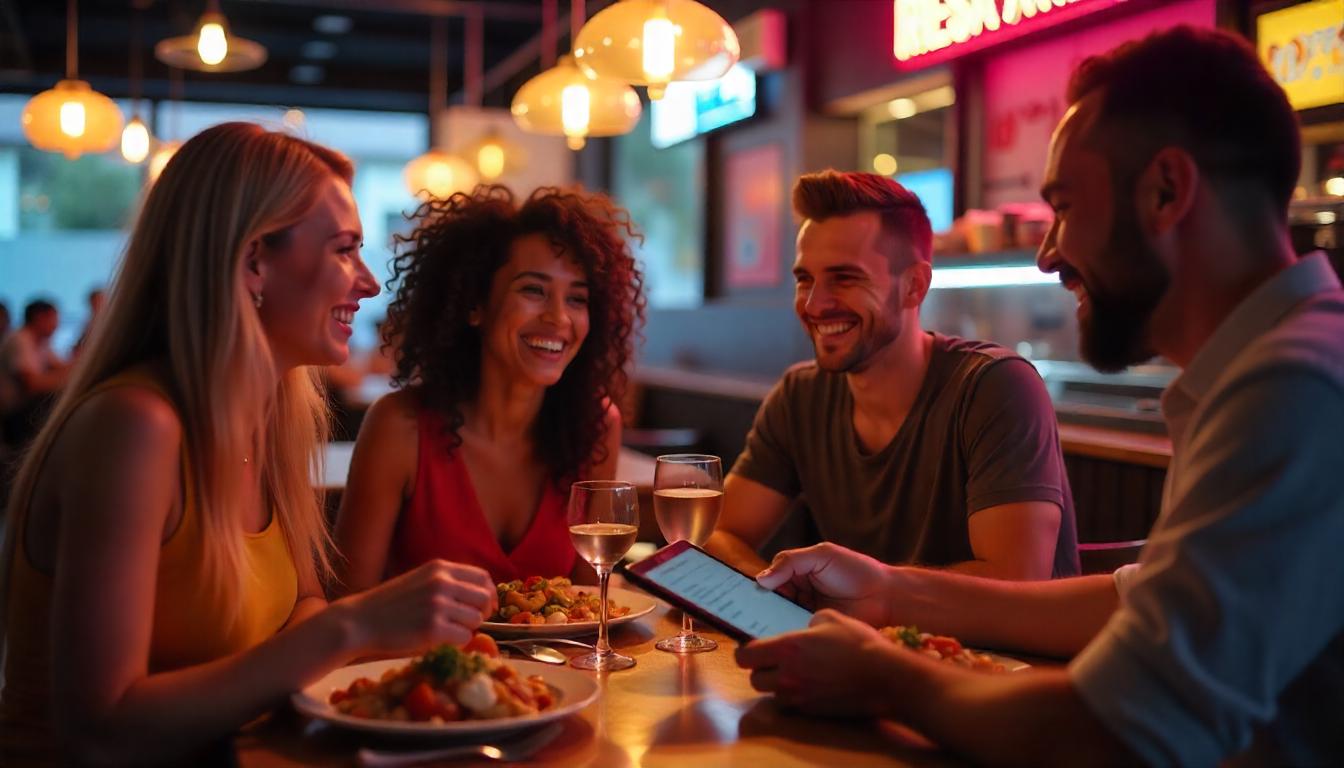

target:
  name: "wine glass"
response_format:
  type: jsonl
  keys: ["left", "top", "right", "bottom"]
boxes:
{"left": 652, "top": 454, "right": 723, "bottom": 654}
{"left": 567, "top": 480, "right": 639, "bottom": 671}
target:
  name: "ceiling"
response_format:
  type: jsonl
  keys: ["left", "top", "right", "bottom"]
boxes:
{"left": 0, "top": 0, "right": 607, "bottom": 114}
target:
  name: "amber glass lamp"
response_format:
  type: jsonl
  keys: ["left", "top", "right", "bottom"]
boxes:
{"left": 574, "top": 0, "right": 739, "bottom": 100}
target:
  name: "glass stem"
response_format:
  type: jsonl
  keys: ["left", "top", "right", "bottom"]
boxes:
{"left": 680, "top": 611, "right": 694, "bottom": 639}
{"left": 596, "top": 567, "right": 612, "bottom": 658}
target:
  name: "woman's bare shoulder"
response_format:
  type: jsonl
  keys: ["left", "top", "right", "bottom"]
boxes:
{"left": 363, "top": 388, "right": 421, "bottom": 432}
{"left": 63, "top": 382, "right": 183, "bottom": 453}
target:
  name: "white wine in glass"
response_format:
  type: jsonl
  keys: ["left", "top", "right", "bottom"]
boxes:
{"left": 569, "top": 522, "right": 639, "bottom": 570}
{"left": 566, "top": 480, "right": 639, "bottom": 672}
{"left": 653, "top": 454, "right": 723, "bottom": 654}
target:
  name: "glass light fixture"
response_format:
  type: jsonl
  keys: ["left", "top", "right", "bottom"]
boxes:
{"left": 403, "top": 19, "right": 478, "bottom": 199}
{"left": 512, "top": 0, "right": 641, "bottom": 150}
{"left": 155, "top": 0, "right": 267, "bottom": 73}
{"left": 574, "top": 0, "right": 740, "bottom": 101}
{"left": 512, "top": 54, "right": 642, "bottom": 150}
{"left": 22, "top": 0, "right": 123, "bottom": 160}
{"left": 404, "top": 151, "right": 479, "bottom": 200}
{"left": 466, "top": 128, "right": 526, "bottom": 181}
{"left": 120, "top": 3, "right": 154, "bottom": 165}
{"left": 120, "top": 116, "right": 151, "bottom": 164}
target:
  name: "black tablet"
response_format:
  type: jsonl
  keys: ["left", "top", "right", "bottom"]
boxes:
{"left": 624, "top": 540, "right": 813, "bottom": 642}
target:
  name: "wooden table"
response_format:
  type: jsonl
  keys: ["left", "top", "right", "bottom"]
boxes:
{"left": 234, "top": 584, "right": 962, "bottom": 767}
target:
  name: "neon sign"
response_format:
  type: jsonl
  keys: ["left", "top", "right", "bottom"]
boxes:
{"left": 893, "top": 0, "right": 1114, "bottom": 68}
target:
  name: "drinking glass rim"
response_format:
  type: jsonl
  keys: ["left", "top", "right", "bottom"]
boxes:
{"left": 571, "top": 479, "right": 636, "bottom": 491}
{"left": 655, "top": 453, "right": 721, "bottom": 464}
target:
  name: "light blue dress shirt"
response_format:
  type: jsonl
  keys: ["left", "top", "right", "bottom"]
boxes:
{"left": 1070, "top": 253, "right": 1344, "bottom": 766}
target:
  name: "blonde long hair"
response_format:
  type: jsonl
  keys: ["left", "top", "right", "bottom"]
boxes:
{"left": 1, "top": 122, "right": 350, "bottom": 639}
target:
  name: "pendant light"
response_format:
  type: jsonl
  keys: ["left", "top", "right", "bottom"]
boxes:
{"left": 512, "top": 0, "right": 641, "bottom": 151}
{"left": 155, "top": 0, "right": 267, "bottom": 73}
{"left": 403, "top": 18, "right": 478, "bottom": 200}
{"left": 461, "top": 10, "right": 525, "bottom": 181}
{"left": 121, "top": 2, "right": 153, "bottom": 164}
{"left": 466, "top": 127, "right": 527, "bottom": 181}
{"left": 21, "top": 0, "right": 124, "bottom": 160}
{"left": 574, "top": 0, "right": 740, "bottom": 100}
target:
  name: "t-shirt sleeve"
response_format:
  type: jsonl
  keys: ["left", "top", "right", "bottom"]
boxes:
{"left": 729, "top": 374, "right": 801, "bottom": 498}
{"left": 7, "top": 333, "right": 40, "bottom": 376}
{"left": 1069, "top": 367, "right": 1344, "bottom": 765}
{"left": 960, "top": 358, "right": 1068, "bottom": 513}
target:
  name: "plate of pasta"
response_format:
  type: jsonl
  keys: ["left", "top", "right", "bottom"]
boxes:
{"left": 880, "top": 625, "right": 1029, "bottom": 673}
{"left": 481, "top": 576, "right": 656, "bottom": 638}
{"left": 291, "top": 634, "right": 599, "bottom": 736}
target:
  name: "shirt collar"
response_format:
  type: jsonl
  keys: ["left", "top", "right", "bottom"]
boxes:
{"left": 1169, "top": 252, "right": 1340, "bottom": 403}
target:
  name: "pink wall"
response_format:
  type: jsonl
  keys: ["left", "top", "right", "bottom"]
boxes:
{"left": 980, "top": 0, "right": 1216, "bottom": 209}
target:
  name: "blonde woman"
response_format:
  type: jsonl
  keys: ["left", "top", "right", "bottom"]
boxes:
{"left": 0, "top": 123, "right": 497, "bottom": 766}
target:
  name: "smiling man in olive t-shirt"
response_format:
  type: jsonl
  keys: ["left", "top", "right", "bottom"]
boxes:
{"left": 706, "top": 171, "right": 1078, "bottom": 580}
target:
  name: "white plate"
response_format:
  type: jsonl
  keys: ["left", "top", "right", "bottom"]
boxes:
{"left": 291, "top": 657, "right": 599, "bottom": 737}
{"left": 988, "top": 652, "right": 1030, "bottom": 672}
{"left": 481, "top": 586, "right": 657, "bottom": 639}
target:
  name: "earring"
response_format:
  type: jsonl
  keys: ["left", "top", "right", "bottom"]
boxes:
{"left": 252, "top": 292, "right": 264, "bottom": 309}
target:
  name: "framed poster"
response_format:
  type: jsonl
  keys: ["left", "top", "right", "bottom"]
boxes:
{"left": 724, "top": 143, "right": 784, "bottom": 289}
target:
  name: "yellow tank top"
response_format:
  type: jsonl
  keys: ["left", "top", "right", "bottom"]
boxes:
{"left": 0, "top": 367, "right": 298, "bottom": 766}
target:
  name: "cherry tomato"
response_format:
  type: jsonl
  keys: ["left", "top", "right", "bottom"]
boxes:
{"left": 464, "top": 633, "right": 500, "bottom": 658}
{"left": 927, "top": 636, "right": 963, "bottom": 658}
{"left": 403, "top": 682, "right": 439, "bottom": 721}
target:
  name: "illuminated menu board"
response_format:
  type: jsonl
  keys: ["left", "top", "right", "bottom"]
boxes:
{"left": 1256, "top": 0, "right": 1344, "bottom": 111}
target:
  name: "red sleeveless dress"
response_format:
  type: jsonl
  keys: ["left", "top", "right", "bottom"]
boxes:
{"left": 386, "top": 409, "right": 578, "bottom": 583}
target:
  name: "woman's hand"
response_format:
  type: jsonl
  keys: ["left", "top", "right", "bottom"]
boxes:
{"left": 734, "top": 609, "right": 896, "bottom": 718}
{"left": 330, "top": 560, "right": 498, "bottom": 658}
{"left": 755, "top": 542, "right": 896, "bottom": 627}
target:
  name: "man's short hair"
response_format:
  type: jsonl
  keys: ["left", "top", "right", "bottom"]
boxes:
{"left": 1067, "top": 25, "right": 1300, "bottom": 217}
{"left": 792, "top": 170, "right": 934, "bottom": 267}
{"left": 23, "top": 299, "right": 56, "bottom": 325}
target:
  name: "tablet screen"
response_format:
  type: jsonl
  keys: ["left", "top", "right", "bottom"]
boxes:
{"left": 640, "top": 545, "right": 813, "bottom": 639}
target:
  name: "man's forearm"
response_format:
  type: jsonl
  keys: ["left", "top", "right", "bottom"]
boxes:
{"left": 886, "top": 568, "right": 1119, "bottom": 658}
{"left": 705, "top": 530, "right": 769, "bottom": 575}
{"left": 945, "top": 558, "right": 1048, "bottom": 581}
{"left": 878, "top": 651, "right": 1132, "bottom": 767}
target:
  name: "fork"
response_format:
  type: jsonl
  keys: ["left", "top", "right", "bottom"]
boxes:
{"left": 356, "top": 722, "right": 563, "bottom": 767}
{"left": 500, "top": 637, "right": 593, "bottom": 650}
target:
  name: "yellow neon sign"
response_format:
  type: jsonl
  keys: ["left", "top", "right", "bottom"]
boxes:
{"left": 1257, "top": 0, "right": 1344, "bottom": 111}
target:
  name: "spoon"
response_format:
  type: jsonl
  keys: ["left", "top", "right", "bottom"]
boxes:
{"left": 497, "top": 641, "right": 568, "bottom": 665}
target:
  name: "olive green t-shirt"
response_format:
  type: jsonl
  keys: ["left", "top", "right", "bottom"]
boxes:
{"left": 732, "top": 333, "right": 1080, "bottom": 577}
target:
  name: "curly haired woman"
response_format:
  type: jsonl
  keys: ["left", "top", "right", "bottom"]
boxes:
{"left": 333, "top": 186, "right": 645, "bottom": 590}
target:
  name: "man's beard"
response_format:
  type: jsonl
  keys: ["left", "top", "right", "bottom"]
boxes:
{"left": 813, "top": 308, "right": 902, "bottom": 374}
{"left": 1077, "top": 211, "right": 1169, "bottom": 373}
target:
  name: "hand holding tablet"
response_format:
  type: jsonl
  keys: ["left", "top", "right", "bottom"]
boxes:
{"left": 623, "top": 540, "right": 814, "bottom": 642}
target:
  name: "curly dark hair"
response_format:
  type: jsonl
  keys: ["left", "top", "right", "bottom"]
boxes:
{"left": 385, "top": 185, "right": 646, "bottom": 485}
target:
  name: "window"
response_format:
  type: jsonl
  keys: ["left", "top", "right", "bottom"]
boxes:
{"left": 0, "top": 96, "right": 426, "bottom": 353}
{"left": 612, "top": 109, "right": 707, "bottom": 309}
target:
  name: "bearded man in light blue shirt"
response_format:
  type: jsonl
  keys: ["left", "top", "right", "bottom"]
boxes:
{"left": 733, "top": 25, "right": 1344, "bottom": 767}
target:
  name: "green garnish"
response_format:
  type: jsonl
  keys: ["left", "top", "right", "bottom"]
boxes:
{"left": 415, "top": 643, "right": 487, "bottom": 684}
{"left": 896, "top": 625, "right": 922, "bottom": 649}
